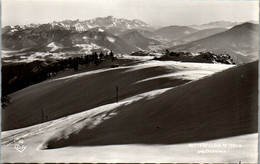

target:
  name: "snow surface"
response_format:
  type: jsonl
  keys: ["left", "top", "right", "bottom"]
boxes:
{"left": 10, "top": 29, "right": 18, "bottom": 32}
{"left": 184, "top": 31, "right": 191, "bottom": 34}
{"left": 51, "top": 55, "right": 234, "bottom": 84}
{"left": 191, "top": 52, "right": 200, "bottom": 56}
{"left": 47, "top": 42, "right": 60, "bottom": 52}
{"left": 122, "top": 54, "right": 154, "bottom": 61}
{"left": 1, "top": 84, "right": 257, "bottom": 162}
{"left": 98, "top": 28, "right": 104, "bottom": 32}
{"left": 107, "top": 37, "right": 116, "bottom": 43}
{"left": 125, "top": 59, "right": 234, "bottom": 82}
{"left": 135, "top": 70, "right": 214, "bottom": 83}
{"left": 49, "top": 68, "right": 122, "bottom": 82}
{"left": 124, "top": 58, "right": 234, "bottom": 73}
{"left": 2, "top": 77, "right": 257, "bottom": 162}
{"left": 1, "top": 51, "right": 14, "bottom": 58}
{"left": 2, "top": 55, "right": 248, "bottom": 163}
{"left": 74, "top": 43, "right": 108, "bottom": 54}
{"left": 74, "top": 23, "right": 86, "bottom": 31}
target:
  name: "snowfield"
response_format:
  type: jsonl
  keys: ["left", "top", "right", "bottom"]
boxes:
{"left": 1, "top": 83, "right": 257, "bottom": 162}
{"left": 98, "top": 28, "right": 104, "bottom": 32}
{"left": 107, "top": 36, "right": 116, "bottom": 43}
{"left": 1, "top": 55, "right": 257, "bottom": 163}
{"left": 51, "top": 57, "right": 234, "bottom": 82}
{"left": 47, "top": 42, "right": 61, "bottom": 52}
{"left": 74, "top": 43, "right": 109, "bottom": 54}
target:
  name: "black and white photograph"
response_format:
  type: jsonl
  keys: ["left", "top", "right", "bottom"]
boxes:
{"left": 1, "top": 0, "right": 259, "bottom": 163}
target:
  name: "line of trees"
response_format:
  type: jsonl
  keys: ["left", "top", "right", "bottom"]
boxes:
{"left": 2, "top": 51, "right": 114, "bottom": 98}
{"left": 156, "top": 49, "right": 235, "bottom": 64}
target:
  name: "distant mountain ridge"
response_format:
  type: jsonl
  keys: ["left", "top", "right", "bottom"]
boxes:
{"left": 119, "top": 31, "right": 161, "bottom": 50}
{"left": 2, "top": 16, "right": 155, "bottom": 54}
{"left": 171, "top": 22, "right": 259, "bottom": 64}
{"left": 3, "top": 16, "right": 154, "bottom": 34}
{"left": 2, "top": 17, "right": 258, "bottom": 64}
{"left": 190, "top": 21, "right": 242, "bottom": 30}
{"left": 181, "top": 28, "right": 227, "bottom": 43}
{"left": 153, "top": 26, "right": 198, "bottom": 42}
{"left": 2, "top": 25, "right": 137, "bottom": 54}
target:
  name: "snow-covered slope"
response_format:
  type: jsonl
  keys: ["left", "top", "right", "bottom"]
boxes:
{"left": 1, "top": 58, "right": 257, "bottom": 163}
{"left": 2, "top": 58, "right": 234, "bottom": 131}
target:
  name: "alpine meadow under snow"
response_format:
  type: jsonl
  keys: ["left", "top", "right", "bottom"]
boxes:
{"left": 1, "top": 6, "right": 259, "bottom": 163}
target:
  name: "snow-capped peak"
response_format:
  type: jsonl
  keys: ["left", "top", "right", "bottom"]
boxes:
{"left": 3, "top": 16, "right": 153, "bottom": 33}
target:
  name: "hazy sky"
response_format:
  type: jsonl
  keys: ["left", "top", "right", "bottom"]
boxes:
{"left": 2, "top": 0, "right": 259, "bottom": 27}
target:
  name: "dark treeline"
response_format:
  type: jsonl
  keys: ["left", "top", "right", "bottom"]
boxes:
{"left": 2, "top": 51, "right": 115, "bottom": 98}
{"left": 154, "top": 50, "right": 235, "bottom": 65}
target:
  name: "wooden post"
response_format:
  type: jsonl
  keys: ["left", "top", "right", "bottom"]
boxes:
{"left": 116, "top": 86, "right": 119, "bottom": 103}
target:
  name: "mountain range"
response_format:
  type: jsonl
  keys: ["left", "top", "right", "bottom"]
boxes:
{"left": 189, "top": 21, "right": 243, "bottom": 30}
{"left": 1, "top": 16, "right": 259, "bottom": 64}
{"left": 3, "top": 16, "right": 153, "bottom": 34}
{"left": 2, "top": 24, "right": 137, "bottom": 54}
{"left": 181, "top": 28, "right": 227, "bottom": 43}
{"left": 171, "top": 22, "right": 259, "bottom": 64}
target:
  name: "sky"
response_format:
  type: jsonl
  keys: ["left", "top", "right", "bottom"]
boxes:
{"left": 1, "top": 0, "right": 259, "bottom": 27}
